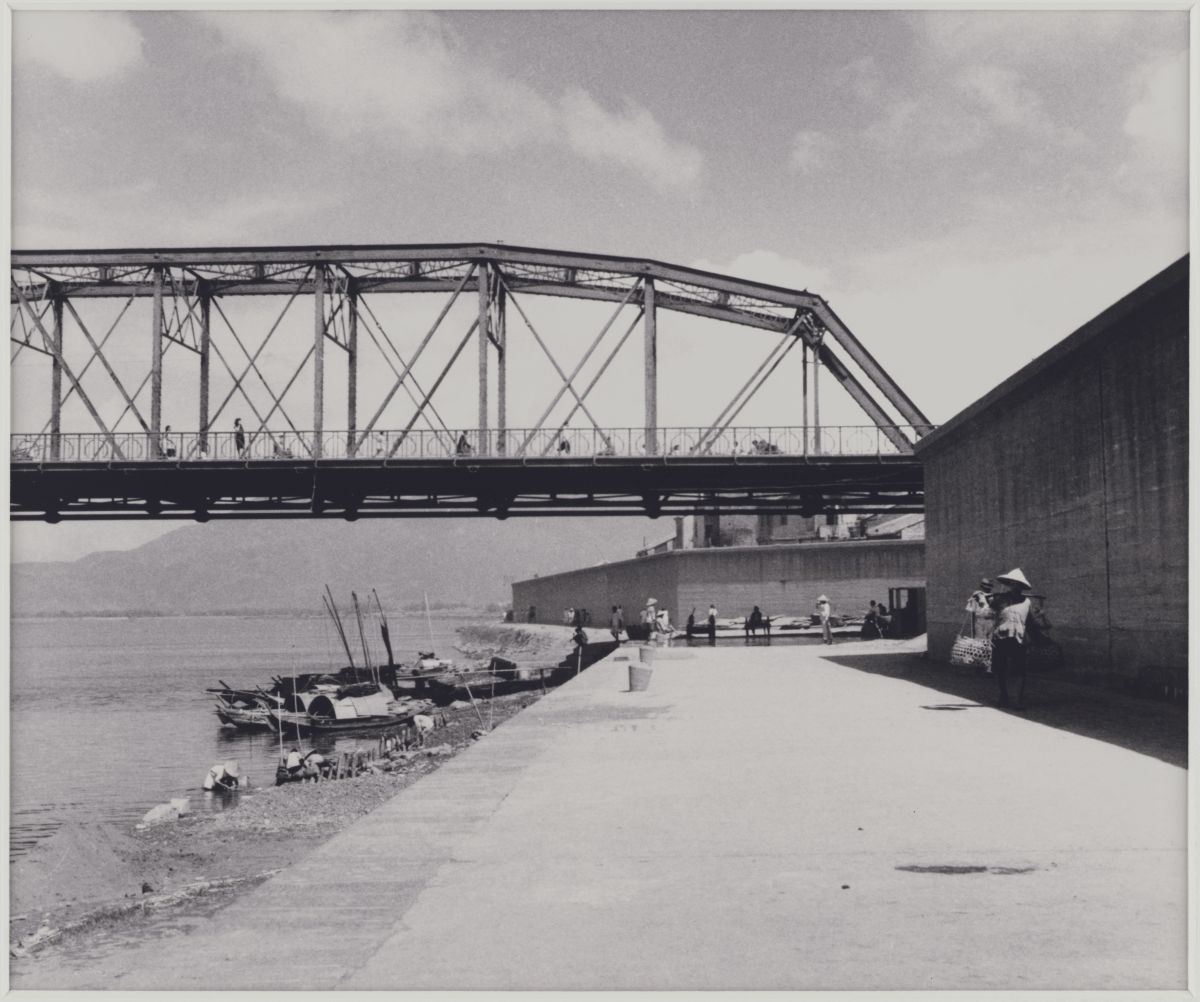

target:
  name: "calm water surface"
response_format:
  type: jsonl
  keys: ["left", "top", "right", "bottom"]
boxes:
{"left": 9, "top": 612, "right": 487, "bottom": 858}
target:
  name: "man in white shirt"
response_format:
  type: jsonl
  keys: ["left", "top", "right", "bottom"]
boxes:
{"left": 816, "top": 595, "right": 833, "bottom": 645}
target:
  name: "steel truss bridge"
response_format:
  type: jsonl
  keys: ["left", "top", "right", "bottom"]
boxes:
{"left": 10, "top": 243, "right": 932, "bottom": 522}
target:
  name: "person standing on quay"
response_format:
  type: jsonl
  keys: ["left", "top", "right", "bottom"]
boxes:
{"left": 707, "top": 603, "right": 718, "bottom": 645}
{"left": 610, "top": 605, "right": 624, "bottom": 643}
{"left": 990, "top": 568, "right": 1034, "bottom": 709}
{"left": 816, "top": 595, "right": 833, "bottom": 645}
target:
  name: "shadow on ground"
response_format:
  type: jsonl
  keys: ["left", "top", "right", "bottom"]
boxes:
{"left": 824, "top": 649, "right": 1187, "bottom": 769}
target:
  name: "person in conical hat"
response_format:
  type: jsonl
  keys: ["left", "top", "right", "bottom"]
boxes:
{"left": 990, "top": 570, "right": 1034, "bottom": 709}
{"left": 996, "top": 568, "right": 1032, "bottom": 592}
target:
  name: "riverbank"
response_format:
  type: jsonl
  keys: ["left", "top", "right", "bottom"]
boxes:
{"left": 9, "top": 623, "right": 587, "bottom": 963}
{"left": 12, "top": 636, "right": 1185, "bottom": 990}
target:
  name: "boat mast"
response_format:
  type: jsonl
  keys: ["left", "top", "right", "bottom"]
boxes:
{"left": 351, "top": 591, "right": 378, "bottom": 687}
{"left": 424, "top": 591, "right": 436, "bottom": 649}
{"left": 323, "top": 585, "right": 357, "bottom": 669}
{"left": 373, "top": 588, "right": 395, "bottom": 667}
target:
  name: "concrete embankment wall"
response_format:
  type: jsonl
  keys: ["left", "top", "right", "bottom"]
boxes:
{"left": 915, "top": 256, "right": 1188, "bottom": 693}
{"left": 512, "top": 540, "right": 924, "bottom": 626}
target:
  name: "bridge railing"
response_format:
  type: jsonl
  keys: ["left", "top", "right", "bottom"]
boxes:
{"left": 9, "top": 425, "right": 926, "bottom": 463}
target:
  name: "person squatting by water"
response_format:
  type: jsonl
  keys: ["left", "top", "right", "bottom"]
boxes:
{"left": 816, "top": 595, "right": 833, "bottom": 645}
{"left": 989, "top": 568, "right": 1033, "bottom": 709}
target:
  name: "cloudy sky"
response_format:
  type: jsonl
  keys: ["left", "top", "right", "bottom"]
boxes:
{"left": 8, "top": 8, "right": 1190, "bottom": 558}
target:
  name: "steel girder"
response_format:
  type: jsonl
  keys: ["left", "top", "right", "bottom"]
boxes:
{"left": 11, "top": 455, "right": 923, "bottom": 522}
{"left": 11, "top": 243, "right": 933, "bottom": 439}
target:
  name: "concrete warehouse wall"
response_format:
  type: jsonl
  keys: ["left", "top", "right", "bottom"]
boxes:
{"left": 512, "top": 540, "right": 925, "bottom": 628}
{"left": 915, "top": 256, "right": 1188, "bottom": 692}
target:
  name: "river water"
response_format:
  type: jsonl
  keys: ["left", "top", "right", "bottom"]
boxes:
{"left": 8, "top": 612, "right": 486, "bottom": 859}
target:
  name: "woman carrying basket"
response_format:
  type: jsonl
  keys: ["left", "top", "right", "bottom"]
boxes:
{"left": 989, "top": 569, "right": 1034, "bottom": 710}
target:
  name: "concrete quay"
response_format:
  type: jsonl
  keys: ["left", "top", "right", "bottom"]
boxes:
{"left": 16, "top": 639, "right": 1188, "bottom": 991}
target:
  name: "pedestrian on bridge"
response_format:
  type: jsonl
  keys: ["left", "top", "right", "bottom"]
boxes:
{"left": 234, "top": 417, "right": 246, "bottom": 457}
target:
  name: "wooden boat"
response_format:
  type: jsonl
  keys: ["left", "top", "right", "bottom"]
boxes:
{"left": 210, "top": 687, "right": 282, "bottom": 731}
{"left": 273, "top": 683, "right": 434, "bottom": 734}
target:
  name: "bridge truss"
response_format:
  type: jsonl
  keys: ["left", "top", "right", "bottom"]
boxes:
{"left": 10, "top": 243, "right": 931, "bottom": 521}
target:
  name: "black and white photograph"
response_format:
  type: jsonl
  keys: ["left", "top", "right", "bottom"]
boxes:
{"left": 5, "top": 4, "right": 1190, "bottom": 991}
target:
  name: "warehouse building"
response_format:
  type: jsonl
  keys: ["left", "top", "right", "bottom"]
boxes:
{"left": 512, "top": 538, "right": 925, "bottom": 632}
{"left": 915, "top": 256, "right": 1187, "bottom": 695}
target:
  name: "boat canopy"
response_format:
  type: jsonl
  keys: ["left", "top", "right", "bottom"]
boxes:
{"left": 308, "top": 688, "right": 393, "bottom": 720}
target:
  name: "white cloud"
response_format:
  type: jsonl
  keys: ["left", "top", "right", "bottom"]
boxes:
{"left": 862, "top": 96, "right": 990, "bottom": 159}
{"left": 201, "top": 11, "right": 701, "bottom": 190}
{"left": 918, "top": 11, "right": 1136, "bottom": 67}
{"left": 560, "top": 90, "right": 702, "bottom": 191}
{"left": 789, "top": 130, "right": 836, "bottom": 174}
{"left": 960, "top": 65, "right": 1049, "bottom": 131}
{"left": 13, "top": 184, "right": 324, "bottom": 248}
{"left": 14, "top": 11, "right": 144, "bottom": 82}
{"left": 835, "top": 206, "right": 1187, "bottom": 423}
{"left": 1123, "top": 49, "right": 1188, "bottom": 169}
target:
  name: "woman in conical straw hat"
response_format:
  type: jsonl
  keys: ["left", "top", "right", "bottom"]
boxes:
{"left": 990, "top": 568, "right": 1033, "bottom": 709}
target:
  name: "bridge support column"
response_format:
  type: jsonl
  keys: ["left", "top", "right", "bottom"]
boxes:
{"left": 50, "top": 295, "right": 63, "bottom": 460}
{"left": 477, "top": 261, "right": 490, "bottom": 455}
{"left": 644, "top": 277, "right": 657, "bottom": 455}
{"left": 199, "top": 290, "right": 211, "bottom": 454}
{"left": 813, "top": 340, "right": 821, "bottom": 456}
{"left": 347, "top": 288, "right": 358, "bottom": 458}
{"left": 801, "top": 343, "right": 808, "bottom": 458}
{"left": 150, "top": 267, "right": 164, "bottom": 458}
{"left": 313, "top": 264, "right": 325, "bottom": 459}
{"left": 496, "top": 281, "right": 506, "bottom": 455}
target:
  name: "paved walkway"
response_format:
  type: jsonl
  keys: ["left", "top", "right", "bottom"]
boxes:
{"left": 15, "top": 640, "right": 1188, "bottom": 990}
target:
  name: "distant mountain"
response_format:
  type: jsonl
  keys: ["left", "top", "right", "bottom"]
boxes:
{"left": 11, "top": 517, "right": 667, "bottom": 615}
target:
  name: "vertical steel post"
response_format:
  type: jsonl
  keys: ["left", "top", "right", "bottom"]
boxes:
{"left": 644, "top": 278, "right": 657, "bottom": 455}
{"left": 199, "top": 290, "right": 211, "bottom": 454}
{"left": 801, "top": 342, "right": 809, "bottom": 458}
{"left": 477, "top": 261, "right": 490, "bottom": 455}
{"left": 313, "top": 265, "right": 325, "bottom": 459}
{"left": 150, "top": 267, "right": 164, "bottom": 457}
{"left": 496, "top": 281, "right": 507, "bottom": 455}
{"left": 813, "top": 342, "right": 821, "bottom": 456}
{"left": 347, "top": 287, "right": 358, "bottom": 458}
{"left": 50, "top": 295, "right": 63, "bottom": 460}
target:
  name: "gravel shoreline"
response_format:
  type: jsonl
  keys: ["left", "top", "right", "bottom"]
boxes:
{"left": 9, "top": 622, "right": 583, "bottom": 963}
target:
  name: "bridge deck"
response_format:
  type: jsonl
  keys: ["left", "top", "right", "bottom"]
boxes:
{"left": 10, "top": 426, "right": 925, "bottom": 520}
